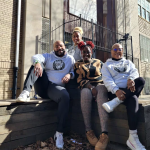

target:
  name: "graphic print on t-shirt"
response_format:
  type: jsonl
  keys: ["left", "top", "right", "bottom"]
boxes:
{"left": 114, "top": 62, "right": 127, "bottom": 73}
{"left": 53, "top": 60, "right": 65, "bottom": 70}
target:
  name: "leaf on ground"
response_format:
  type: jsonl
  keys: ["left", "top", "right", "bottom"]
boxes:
{"left": 41, "top": 141, "right": 47, "bottom": 147}
{"left": 13, "top": 133, "right": 95, "bottom": 150}
{"left": 41, "top": 147, "right": 50, "bottom": 150}
{"left": 36, "top": 140, "right": 41, "bottom": 146}
{"left": 24, "top": 147, "right": 33, "bottom": 150}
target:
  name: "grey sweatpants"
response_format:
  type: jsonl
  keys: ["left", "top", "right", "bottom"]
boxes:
{"left": 23, "top": 65, "right": 70, "bottom": 132}
{"left": 80, "top": 84, "right": 108, "bottom": 132}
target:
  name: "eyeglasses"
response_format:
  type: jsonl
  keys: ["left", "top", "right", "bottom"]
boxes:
{"left": 113, "top": 48, "right": 123, "bottom": 51}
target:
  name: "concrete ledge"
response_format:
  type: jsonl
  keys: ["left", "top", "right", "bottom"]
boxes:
{"left": 0, "top": 97, "right": 149, "bottom": 149}
{"left": 0, "top": 99, "right": 50, "bottom": 107}
{"left": 70, "top": 97, "right": 150, "bottom": 149}
{"left": 0, "top": 99, "right": 68, "bottom": 150}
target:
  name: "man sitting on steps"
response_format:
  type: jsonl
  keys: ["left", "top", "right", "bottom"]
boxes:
{"left": 101, "top": 43, "right": 146, "bottom": 150}
{"left": 16, "top": 40, "right": 75, "bottom": 149}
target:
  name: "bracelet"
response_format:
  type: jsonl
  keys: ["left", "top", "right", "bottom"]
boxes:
{"left": 34, "top": 60, "right": 39, "bottom": 66}
{"left": 35, "top": 60, "right": 39, "bottom": 64}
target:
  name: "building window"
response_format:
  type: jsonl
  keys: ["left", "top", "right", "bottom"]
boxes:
{"left": 69, "top": 0, "right": 97, "bottom": 23}
{"left": 138, "top": 5, "right": 141, "bottom": 16}
{"left": 146, "top": 11, "right": 150, "bottom": 21}
{"left": 138, "top": 0, "right": 150, "bottom": 22}
{"left": 138, "top": 0, "right": 141, "bottom": 4}
{"left": 142, "top": 8, "right": 146, "bottom": 19}
{"left": 41, "top": 17, "right": 50, "bottom": 54}
{"left": 140, "top": 34, "right": 150, "bottom": 62}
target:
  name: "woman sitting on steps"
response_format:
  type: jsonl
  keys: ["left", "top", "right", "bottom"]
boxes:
{"left": 74, "top": 41, "right": 109, "bottom": 150}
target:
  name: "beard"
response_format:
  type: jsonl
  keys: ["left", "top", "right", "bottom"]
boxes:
{"left": 55, "top": 49, "right": 65, "bottom": 57}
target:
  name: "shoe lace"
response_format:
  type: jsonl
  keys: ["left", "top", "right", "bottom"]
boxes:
{"left": 99, "top": 134, "right": 108, "bottom": 144}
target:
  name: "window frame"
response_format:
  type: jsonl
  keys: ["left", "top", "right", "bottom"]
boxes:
{"left": 138, "top": 5, "right": 141, "bottom": 16}
{"left": 142, "top": 7, "right": 146, "bottom": 19}
{"left": 140, "top": 34, "right": 150, "bottom": 62}
{"left": 138, "top": 0, "right": 150, "bottom": 22}
{"left": 146, "top": 11, "right": 150, "bottom": 21}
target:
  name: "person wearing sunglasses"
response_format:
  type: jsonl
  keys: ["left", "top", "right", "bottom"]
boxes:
{"left": 16, "top": 41, "right": 75, "bottom": 149}
{"left": 101, "top": 43, "right": 146, "bottom": 150}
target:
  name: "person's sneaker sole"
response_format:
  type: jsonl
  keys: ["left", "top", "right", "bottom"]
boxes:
{"left": 127, "top": 140, "right": 146, "bottom": 150}
{"left": 126, "top": 140, "right": 136, "bottom": 150}
{"left": 102, "top": 103, "right": 113, "bottom": 113}
{"left": 16, "top": 97, "right": 30, "bottom": 102}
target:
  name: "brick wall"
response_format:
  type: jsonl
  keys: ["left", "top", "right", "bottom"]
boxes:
{"left": 0, "top": 0, "right": 23, "bottom": 100}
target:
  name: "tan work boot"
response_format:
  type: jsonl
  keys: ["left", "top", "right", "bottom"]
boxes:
{"left": 95, "top": 133, "right": 109, "bottom": 150}
{"left": 86, "top": 130, "right": 98, "bottom": 146}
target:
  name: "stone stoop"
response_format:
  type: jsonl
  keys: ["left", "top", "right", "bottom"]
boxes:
{"left": 0, "top": 97, "right": 149, "bottom": 150}
{"left": 70, "top": 97, "right": 150, "bottom": 150}
{"left": 0, "top": 99, "right": 66, "bottom": 150}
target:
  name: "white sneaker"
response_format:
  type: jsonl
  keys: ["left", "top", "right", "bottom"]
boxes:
{"left": 16, "top": 90, "right": 30, "bottom": 102}
{"left": 54, "top": 131, "right": 64, "bottom": 149}
{"left": 127, "top": 133, "right": 146, "bottom": 150}
{"left": 102, "top": 97, "right": 123, "bottom": 113}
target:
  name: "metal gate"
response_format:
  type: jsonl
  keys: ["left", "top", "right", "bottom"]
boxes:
{"left": 37, "top": 14, "right": 139, "bottom": 70}
{"left": 63, "top": 14, "right": 139, "bottom": 69}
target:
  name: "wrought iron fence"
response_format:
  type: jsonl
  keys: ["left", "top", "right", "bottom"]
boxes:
{"left": 63, "top": 14, "right": 137, "bottom": 66}
{"left": 37, "top": 14, "right": 139, "bottom": 70}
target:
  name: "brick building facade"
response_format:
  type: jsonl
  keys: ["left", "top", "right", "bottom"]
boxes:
{"left": 0, "top": 0, "right": 24, "bottom": 99}
{"left": 0, "top": 0, "right": 150, "bottom": 100}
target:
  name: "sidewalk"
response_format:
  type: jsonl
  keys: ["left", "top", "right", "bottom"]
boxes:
{"left": 139, "top": 95, "right": 150, "bottom": 105}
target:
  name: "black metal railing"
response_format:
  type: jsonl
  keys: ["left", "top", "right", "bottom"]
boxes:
{"left": 39, "top": 13, "right": 139, "bottom": 70}
{"left": 63, "top": 13, "right": 137, "bottom": 63}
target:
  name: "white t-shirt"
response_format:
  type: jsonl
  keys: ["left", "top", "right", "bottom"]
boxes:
{"left": 32, "top": 52, "right": 75, "bottom": 86}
